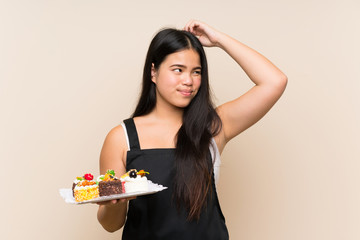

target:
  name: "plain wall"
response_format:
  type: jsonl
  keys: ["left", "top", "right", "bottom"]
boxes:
{"left": 1, "top": 0, "right": 359, "bottom": 239}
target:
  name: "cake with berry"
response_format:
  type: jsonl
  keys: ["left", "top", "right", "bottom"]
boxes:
{"left": 97, "top": 169, "right": 123, "bottom": 196}
{"left": 121, "top": 169, "right": 149, "bottom": 193}
{"left": 73, "top": 173, "right": 99, "bottom": 202}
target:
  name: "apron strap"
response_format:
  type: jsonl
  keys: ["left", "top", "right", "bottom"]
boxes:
{"left": 123, "top": 118, "right": 141, "bottom": 150}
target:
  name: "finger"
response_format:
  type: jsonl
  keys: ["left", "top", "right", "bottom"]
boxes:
{"left": 190, "top": 22, "right": 203, "bottom": 36}
{"left": 184, "top": 19, "right": 198, "bottom": 32}
{"left": 96, "top": 199, "right": 117, "bottom": 206}
{"left": 188, "top": 21, "right": 197, "bottom": 33}
{"left": 184, "top": 19, "right": 193, "bottom": 31}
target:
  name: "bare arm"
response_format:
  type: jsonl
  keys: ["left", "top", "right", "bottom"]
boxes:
{"left": 97, "top": 126, "right": 131, "bottom": 232}
{"left": 184, "top": 20, "right": 288, "bottom": 153}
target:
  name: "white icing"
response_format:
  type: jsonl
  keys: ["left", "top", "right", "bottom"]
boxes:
{"left": 97, "top": 175, "right": 104, "bottom": 182}
{"left": 73, "top": 179, "right": 82, "bottom": 184}
{"left": 74, "top": 184, "right": 98, "bottom": 190}
{"left": 122, "top": 175, "right": 149, "bottom": 193}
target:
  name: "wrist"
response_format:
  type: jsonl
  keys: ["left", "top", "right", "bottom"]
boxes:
{"left": 213, "top": 31, "right": 228, "bottom": 49}
{"left": 216, "top": 32, "right": 236, "bottom": 52}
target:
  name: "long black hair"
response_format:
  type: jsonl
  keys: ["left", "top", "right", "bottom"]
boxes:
{"left": 133, "top": 28, "right": 222, "bottom": 220}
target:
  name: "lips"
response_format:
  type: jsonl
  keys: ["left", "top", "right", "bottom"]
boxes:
{"left": 178, "top": 89, "right": 193, "bottom": 96}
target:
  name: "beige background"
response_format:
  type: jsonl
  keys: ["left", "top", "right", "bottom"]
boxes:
{"left": 1, "top": 0, "right": 359, "bottom": 239}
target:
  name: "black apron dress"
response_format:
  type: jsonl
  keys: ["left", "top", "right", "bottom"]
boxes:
{"left": 122, "top": 118, "right": 229, "bottom": 240}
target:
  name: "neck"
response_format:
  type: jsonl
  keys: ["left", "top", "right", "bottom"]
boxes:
{"left": 150, "top": 101, "right": 184, "bottom": 126}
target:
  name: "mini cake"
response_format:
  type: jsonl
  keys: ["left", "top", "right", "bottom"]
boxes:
{"left": 72, "top": 173, "right": 92, "bottom": 196}
{"left": 121, "top": 169, "right": 149, "bottom": 193}
{"left": 73, "top": 173, "right": 99, "bottom": 202}
{"left": 98, "top": 169, "right": 123, "bottom": 196}
{"left": 72, "top": 177, "right": 84, "bottom": 197}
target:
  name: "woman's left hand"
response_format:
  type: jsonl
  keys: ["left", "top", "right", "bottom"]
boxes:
{"left": 184, "top": 20, "right": 221, "bottom": 48}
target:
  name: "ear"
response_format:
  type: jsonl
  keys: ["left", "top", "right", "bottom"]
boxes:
{"left": 151, "top": 63, "right": 157, "bottom": 84}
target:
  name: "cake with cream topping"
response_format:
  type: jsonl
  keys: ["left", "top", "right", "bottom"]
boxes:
{"left": 73, "top": 173, "right": 99, "bottom": 202}
{"left": 121, "top": 169, "right": 149, "bottom": 193}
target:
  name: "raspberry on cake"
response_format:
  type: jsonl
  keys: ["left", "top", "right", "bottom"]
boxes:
{"left": 98, "top": 169, "right": 123, "bottom": 196}
{"left": 73, "top": 173, "right": 99, "bottom": 202}
{"left": 121, "top": 169, "right": 149, "bottom": 193}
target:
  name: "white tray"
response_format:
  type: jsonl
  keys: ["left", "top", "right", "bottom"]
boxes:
{"left": 59, "top": 180, "right": 167, "bottom": 204}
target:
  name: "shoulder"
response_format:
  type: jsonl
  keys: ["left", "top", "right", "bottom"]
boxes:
{"left": 99, "top": 124, "right": 128, "bottom": 174}
{"left": 105, "top": 124, "right": 128, "bottom": 148}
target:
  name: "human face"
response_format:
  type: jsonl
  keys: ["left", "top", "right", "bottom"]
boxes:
{"left": 151, "top": 49, "right": 202, "bottom": 109}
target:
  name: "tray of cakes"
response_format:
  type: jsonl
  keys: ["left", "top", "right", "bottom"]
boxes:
{"left": 59, "top": 169, "right": 167, "bottom": 204}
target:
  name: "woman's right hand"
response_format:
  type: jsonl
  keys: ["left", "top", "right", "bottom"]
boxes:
{"left": 97, "top": 196, "right": 136, "bottom": 206}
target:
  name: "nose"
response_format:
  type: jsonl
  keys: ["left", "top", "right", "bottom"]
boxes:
{"left": 182, "top": 73, "right": 193, "bottom": 86}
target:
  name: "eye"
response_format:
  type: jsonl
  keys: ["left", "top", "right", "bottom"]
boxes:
{"left": 193, "top": 70, "right": 201, "bottom": 75}
{"left": 173, "top": 68, "right": 182, "bottom": 73}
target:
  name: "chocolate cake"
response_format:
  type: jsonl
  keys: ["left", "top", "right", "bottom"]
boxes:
{"left": 99, "top": 179, "right": 122, "bottom": 196}
{"left": 97, "top": 170, "right": 123, "bottom": 196}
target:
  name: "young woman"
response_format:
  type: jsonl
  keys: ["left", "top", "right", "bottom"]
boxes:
{"left": 97, "top": 20, "right": 287, "bottom": 239}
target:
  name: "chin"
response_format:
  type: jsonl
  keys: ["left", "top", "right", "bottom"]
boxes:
{"left": 175, "top": 100, "right": 192, "bottom": 109}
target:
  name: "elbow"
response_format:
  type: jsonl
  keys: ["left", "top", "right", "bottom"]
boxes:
{"left": 274, "top": 73, "right": 288, "bottom": 94}
{"left": 281, "top": 74, "right": 288, "bottom": 90}
{"left": 104, "top": 226, "right": 121, "bottom": 233}
{"left": 97, "top": 207, "right": 124, "bottom": 233}
{"left": 99, "top": 221, "right": 124, "bottom": 233}
{"left": 265, "top": 73, "right": 287, "bottom": 99}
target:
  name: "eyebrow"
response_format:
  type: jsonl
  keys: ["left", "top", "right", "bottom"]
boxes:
{"left": 169, "top": 64, "right": 202, "bottom": 70}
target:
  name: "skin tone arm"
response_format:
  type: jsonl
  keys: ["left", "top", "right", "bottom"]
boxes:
{"left": 96, "top": 126, "right": 135, "bottom": 232}
{"left": 184, "top": 20, "right": 288, "bottom": 153}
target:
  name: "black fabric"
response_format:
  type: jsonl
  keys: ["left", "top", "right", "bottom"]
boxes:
{"left": 122, "top": 118, "right": 229, "bottom": 240}
{"left": 123, "top": 118, "right": 141, "bottom": 150}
